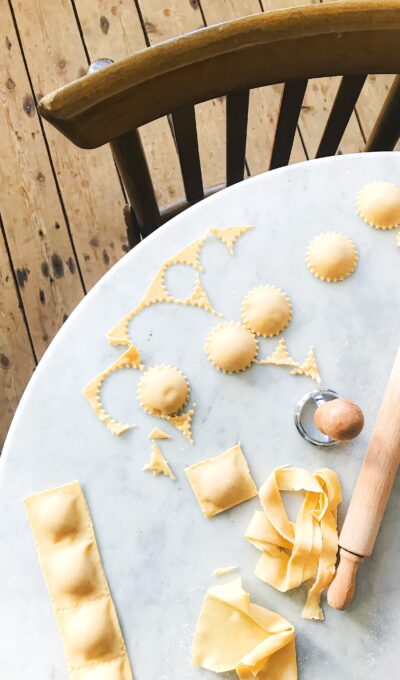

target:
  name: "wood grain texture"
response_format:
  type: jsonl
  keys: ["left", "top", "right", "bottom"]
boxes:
{"left": 0, "top": 0, "right": 84, "bottom": 358}
{"left": 0, "top": 224, "right": 36, "bottom": 451}
{"left": 339, "top": 348, "right": 400, "bottom": 558}
{"left": 39, "top": 2, "right": 400, "bottom": 148}
{"left": 10, "top": 0, "right": 128, "bottom": 289}
{"left": 73, "top": 0, "right": 185, "bottom": 208}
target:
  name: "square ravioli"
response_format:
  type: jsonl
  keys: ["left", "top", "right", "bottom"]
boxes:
{"left": 185, "top": 444, "right": 257, "bottom": 518}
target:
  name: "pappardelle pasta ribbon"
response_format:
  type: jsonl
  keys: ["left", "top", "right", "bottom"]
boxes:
{"left": 245, "top": 466, "right": 341, "bottom": 620}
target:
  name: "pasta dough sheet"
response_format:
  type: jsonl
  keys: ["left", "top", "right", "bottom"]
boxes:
{"left": 246, "top": 466, "right": 341, "bottom": 620}
{"left": 24, "top": 481, "right": 133, "bottom": 678}
{"left": 192, "top": 577, "right": 297, "bottom": 679}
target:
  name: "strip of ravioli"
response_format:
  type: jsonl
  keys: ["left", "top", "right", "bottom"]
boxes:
{"left": 24, "top": 481, "right": 133, "bottom": 679}
{"left": 192, "top": 577, "right": 297, "bottom": 679}
{"left": 245, "top": 466, "right": 341, "bottom": 620}
{"left": 209, "top": 225, "right": 253, "bottom": 254}
{"left": 107, "top": 234, "right": 220, "bottom": 347}
{"left": 82, "top": 346, "right": 141, "bottom": 435}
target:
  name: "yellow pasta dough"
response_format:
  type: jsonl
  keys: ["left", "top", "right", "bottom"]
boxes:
{"left": 209, "top": 225, "right": 253, "bottom": 254}
{"left": 143, "top": 442, "right": 176, "bottom": 480}
{"left": 185, "top": 444, "right": 257, "bottom": 518}
{"left": 242, "top": 285, "right": 292, "bottom": 337}
{"left": 24, "top": 481, "right": 133, "bottom": 678}
{"left": 306, "top": 232, "right": 358, "bottom": 282}
{"left": 137, "top": 365, "right": 189, "bottom": 417}
{"left": 192, "top": 578, "right": 297, "bottom": 679}
{"left": 257, "top": 338, "right": 299, "bottom": 368}
{"left": 357, "top": 180, "right": 400, "bottom": 229}
{"left": 291, "top": 346, "right": 321, "bottom": 384}
{"left": 245, "top": 466, "right": 341, "bottom": 620}
{"left": 205, "top": 322, "right": 258, "bottom": 373}
{"left": 149, "top": 427, "right": 171, "bottom": 440}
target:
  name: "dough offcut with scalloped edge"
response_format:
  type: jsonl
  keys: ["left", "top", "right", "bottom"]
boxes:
{"left": 24, "top": 481, "right": 133, "bottom": 679}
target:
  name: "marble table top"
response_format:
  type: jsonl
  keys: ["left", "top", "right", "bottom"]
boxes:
{"left": 1, "top": 153, "right": 400, "bottom": 680}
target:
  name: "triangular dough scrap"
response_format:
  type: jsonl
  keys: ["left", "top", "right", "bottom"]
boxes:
{"left": 210, "top": 225, "right": 253, "bottom": 255}
{"left": 177, "top": 274, "right": 223, "bottom": 316}
{"left": 396, "top": 231, "right": 400, "bottom": 248}
{"left": 82, "top": 346, "right": 141, "bottom": 435}
{"left": 149, "top": 427, "right": 171, "bottom": 440}
{"left": 291, "top": 346, "right": 321, "bottom": 384}
{"left": 257, "top": 338, "right": 299, "bottom": 367}
{"left": 192, "top": 578, "right": 297, "bottom": 678}
{"left": 165, "top": 404, "right": 196, "bottom": 444}
{"left": 143, "top": 442, "right": 176, "bottom": 480}
{"left": 165, "top": 234, "right": 208, "bottom": 271}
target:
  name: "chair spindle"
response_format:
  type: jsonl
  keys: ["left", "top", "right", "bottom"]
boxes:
{"left": 270, "top": 79, "right": 308, "bottom": 170}
{"left": 316, "top": 75, "right": 367, "bottom": 159}
{"left": 171, "top": 106, "right": 204, "bottom": 203}
{"left": 226, "top": 90, "right": 250, "bottom": 186}
{"left": 366, "top": 74, "right": 400, "bottom": 152}
{"left": 111, "top": 130, "right": 161, "bottom": 238}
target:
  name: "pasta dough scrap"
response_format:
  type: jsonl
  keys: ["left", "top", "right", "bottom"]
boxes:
{"left": 192, "top": 578, "right": 297, "bottom": 679}
{"left": 82, "top": 346, "right": 141, "bottom": 436}
{"left": 357, "top": 180, "right": 400, "bottom": 229}
{"left": 245, "top": 466, "right": 341, "bottom": 620}
{"left": 306, "top": 232, "right": 358, "bottom": 282}
{"left": 256, "top": 338, "right": 299, "bottom": 367}
{"left": 210, "top": 225, "right": 253, "bottom": 254}
{"left": 149, "top": 427, "right": 171, "bottom": 440}
{"left": 213, "top": 565, "right": 238, "bottom": 576}
{"left": 106, "top": 234, "right": 220, "bottom": 347}
{"left": 24, "top": 481, "right": 133, "bottom": 678}
{"left": 241, "top": 285, "right": 292, "bottom": 337}
{"left": 205, "top": 322, "right": 258, "bottom": 373}
{"left": 137, "top": 365, "right": 189, "bottom": 417}
{"left": 165, "top": 404, "right": 196, "bottom": 444}
{"left": 291, "top": 347, "right": 321, "bottom": 384}
{"left": 396, "top": 231, "right": 400, "bottom": 248}
{"left": 185, "top": 444, "right": 257, "bottom": 518}
{"left": 143, "top": 442, "right": 176, "bottom": 480}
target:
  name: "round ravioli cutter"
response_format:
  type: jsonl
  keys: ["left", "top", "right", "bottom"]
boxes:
{"left": 295, "top": 389, "right": 364, "bottom": 447}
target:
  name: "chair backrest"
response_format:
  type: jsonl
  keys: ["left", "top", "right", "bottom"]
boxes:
{"left": 39, "top": 1, "right": 400, "bottom": 242}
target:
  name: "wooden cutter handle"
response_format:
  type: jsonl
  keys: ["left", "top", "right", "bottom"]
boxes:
{"left": 328, "top": 348, "right": 400, "bottom": 610}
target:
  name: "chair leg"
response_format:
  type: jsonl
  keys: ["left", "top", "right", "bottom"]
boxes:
{"left": 365, "top": 75, "right": 400, "bottom": 152}
{"left": 123, "top": 205, "right": 141, "bottom": 249}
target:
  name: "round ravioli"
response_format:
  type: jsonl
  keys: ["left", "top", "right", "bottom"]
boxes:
{"left": 137, "top": 365, "right": 189, "bottom": 417}
{"left": 205, "top": 322, "right": 258, "bottom": 373}
{"left": 306, "top": 232, "right": 358, "bottom": 283}
{"left": 357, "top": 181, "right": 400, "bottom": 229}
{"left": 241, "top": 285, "right": 292, "bottom": 337}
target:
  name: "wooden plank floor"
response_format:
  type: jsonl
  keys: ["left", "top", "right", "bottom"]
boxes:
{"left": 0, "top": 0, "right": 396, "bottom": 449}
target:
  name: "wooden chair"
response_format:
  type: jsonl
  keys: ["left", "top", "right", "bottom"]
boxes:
{"left": 39, "top": 0, "right": 400, "bottom": 247}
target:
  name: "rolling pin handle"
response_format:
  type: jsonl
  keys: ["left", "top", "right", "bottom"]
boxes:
{"left": 327, "top": 548, "right": 363, "bottom": 611}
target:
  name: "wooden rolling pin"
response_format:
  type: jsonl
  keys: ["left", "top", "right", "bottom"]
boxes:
{"left": 328, "top": 348, "right": 400, "bottom": 610}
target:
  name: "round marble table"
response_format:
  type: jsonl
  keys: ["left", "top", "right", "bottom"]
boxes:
{"left": 1, "top": 153, "right": 400, "bottom": 680}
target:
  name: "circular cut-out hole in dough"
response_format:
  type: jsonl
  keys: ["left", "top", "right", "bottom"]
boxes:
{"left": 205, "top": 322, "right": 258, "bottom": 373}
{"left": 306, "top": 232, "right": 358, "bottom": 283}
{"left": 137, "top": 365, "right": 189, "bottom": 417}
{"left": 241, "top": 285, "right": 292, "bottom": 337}
{"left": 163, "top": 263, "right": 197, "bottom": 301}
{"left": 357, "top": 181, "right": 400, "bottom": 229}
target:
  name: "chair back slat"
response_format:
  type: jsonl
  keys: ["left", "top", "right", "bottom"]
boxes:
{"left": 366, "top": 75, "right": 400, "bottom": 151}
{"left": 270, "top": 79, "right": 307, "bottom": 170}
{"left": 171, "top": 106, "right": 204, "bottom": 203}
{"left": 316, "top": 75, "right": 367, "bottom": 158}
{"left": 226, "top": 90, "right": 250, "bottom": 186}
{"left": 111, "top": 130, "right": 161, "bottom": 237}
